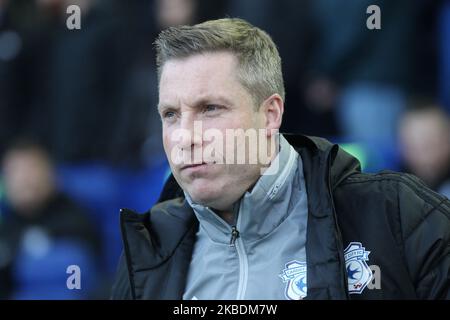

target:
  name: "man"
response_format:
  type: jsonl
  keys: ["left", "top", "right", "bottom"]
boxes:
{"left": 111, "top": 18, "right": 450, "bottom": 299}
{"left": 399, "top": 106, "right": 450, "bottom": 199}
{"left": 0, "top": 140, "right": 100, "bottom": 299}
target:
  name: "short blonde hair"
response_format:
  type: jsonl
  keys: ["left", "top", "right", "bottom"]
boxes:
{"left": 154, "top": 18, "right": 285, "bottom": 108}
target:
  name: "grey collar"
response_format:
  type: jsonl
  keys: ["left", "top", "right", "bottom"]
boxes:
{"left": 185, "top": 135, "right": 302, "bottom": 244}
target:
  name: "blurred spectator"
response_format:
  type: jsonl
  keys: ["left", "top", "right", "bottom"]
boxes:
{"left": 224, "top": 0, "right": 323, "bottom": 136}
{"left": 36, "top": 0, "right": 138, "bottom": 164}
{"left": 399, "top": 106, "right": 450, "bottom": 198}
{"left": 0, "top": 0, "right": 36, "bottom": 156}
{"left": 156, "top": 0, "right": 197, "bottom": 28}
{"left": 0, "top": 140, "right": 100, "bottom": 299}
{"left": 0, "top": 0, "right": 160, "bottom": 166}
{"left": 305, "top": 0, "right": 418, "bottom": 147}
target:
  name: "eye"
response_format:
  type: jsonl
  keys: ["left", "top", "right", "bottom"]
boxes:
{"left": 204, "top": 105, "right": 222, "bottom": 113}
{"left": 162, "top": 110, "right": 176, "bottom": 119}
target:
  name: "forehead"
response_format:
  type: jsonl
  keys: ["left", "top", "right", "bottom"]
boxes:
{"left": 158, "top": 51, "right": 246, "bottom": 104}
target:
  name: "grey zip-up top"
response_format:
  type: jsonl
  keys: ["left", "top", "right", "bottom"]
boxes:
{"left": 183, "top": 135, "right": 309, "bottom": 300}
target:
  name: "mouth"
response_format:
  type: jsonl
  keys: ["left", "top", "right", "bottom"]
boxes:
{"left": 180, "top": 162, "right": 208, "bottom": 171}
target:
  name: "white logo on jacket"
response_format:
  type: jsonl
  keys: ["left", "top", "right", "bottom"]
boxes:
{"left": 279, "top": 260, "right": 307, "bottom": 300}
{"left": 344, "top": 242, "right": 373, "bottom": 294}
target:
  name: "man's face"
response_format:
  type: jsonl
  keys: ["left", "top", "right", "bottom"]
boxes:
{"left": 2, "top": 150, "right": 55, "bottom": 215}
{"left": 400, "top": 112, "right": 450, "bottom": 184}
{"left": 158, "top": 52, "right": 269, "bottom": 211}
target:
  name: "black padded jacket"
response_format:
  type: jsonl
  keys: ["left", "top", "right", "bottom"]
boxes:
{"left": 111, "top": 134, "right": 450, "bottom": 299}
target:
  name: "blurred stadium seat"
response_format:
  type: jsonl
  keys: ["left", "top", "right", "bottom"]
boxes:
{"left": 56, "top": 158, "right": 169, "bottom": 275}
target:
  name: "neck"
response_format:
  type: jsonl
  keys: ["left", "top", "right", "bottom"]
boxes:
{"left": 211, "top": 140, "right": 281, "bottom": 225}
{"left": 216, "top": 209, "right": 235, "bottom": 225}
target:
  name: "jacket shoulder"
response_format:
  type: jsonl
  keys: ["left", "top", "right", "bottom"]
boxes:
{"left": 335, "top": 170, "right": 450, "bottom": 299}
{"left": 338, "top": 170, "right": 450, "bottom": 232}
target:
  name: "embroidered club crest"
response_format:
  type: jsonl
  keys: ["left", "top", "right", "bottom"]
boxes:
{"left": 344, "top": 242, "right": 373, "bottom": 294}
{"left": 279, "top": 260, "right": 307, "bottom": 300}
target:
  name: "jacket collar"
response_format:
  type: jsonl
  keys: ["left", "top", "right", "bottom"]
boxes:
{"left": 184, "top": 134, "right": 301, "bottom": 244}
{"left": 290, "top": 136, "right": 351, "bottom": 299}
{"left": 120, "top": 198, "right": 197, "bottom": 270}
{"left": 119, "top": 198, "right": 198, "bottom": 299}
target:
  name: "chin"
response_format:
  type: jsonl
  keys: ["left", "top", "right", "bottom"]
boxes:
{"left": 186, "top": 183, "right": 221, "bottom": 206}
{"left": 188, "top": 190, "right": 217, "bottom": 206}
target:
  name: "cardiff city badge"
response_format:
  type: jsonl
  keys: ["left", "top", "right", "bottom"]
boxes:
{"left": 344, "top": 242, "right": 373, "bottom": 294}
{"left": 279, "top": 260, "right": 307, "bottom": 300}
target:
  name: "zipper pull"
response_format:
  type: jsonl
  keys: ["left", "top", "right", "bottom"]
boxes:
{"left": 229, "top": 226, "right": 240, "bottom": 247}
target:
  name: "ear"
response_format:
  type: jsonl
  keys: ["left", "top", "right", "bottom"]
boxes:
{"left": 261, "top": 94, "right": 284, "bottom": 138}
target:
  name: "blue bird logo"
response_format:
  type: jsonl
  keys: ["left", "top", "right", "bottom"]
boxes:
{"left": 347, "top": 264, "right": 361, "bottom": 280}
{"left": 295, "top": 277, "right": 307, "bottom": 293}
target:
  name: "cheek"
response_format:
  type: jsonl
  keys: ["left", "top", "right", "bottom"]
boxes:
{"left": 162, "top": 130, "right": 174, "bottom": 156}
{"left": 232, "top": 114, "right": 254, "bottom": 129}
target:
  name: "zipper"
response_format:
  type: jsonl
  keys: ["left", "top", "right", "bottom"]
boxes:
{"left": 207, "top": 207, "right": 248, "bottom": 300}
{"left": 229, "top": 225, "right": 240, "bottom": 246}
{"left": 233, "top": 228, "right": 248, "bottom": 300}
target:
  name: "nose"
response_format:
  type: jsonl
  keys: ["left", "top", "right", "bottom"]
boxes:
{"left": 176, "top": 113, "right": 203, "bottom": 151}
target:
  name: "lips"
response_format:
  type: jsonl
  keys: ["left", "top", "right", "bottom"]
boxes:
{"left": 180, "top": 162, "right": 207, "bottom": 170}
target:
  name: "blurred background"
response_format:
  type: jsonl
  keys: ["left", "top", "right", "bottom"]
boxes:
{"left": 0, "top": 0, "right": 449, "bottom": 299}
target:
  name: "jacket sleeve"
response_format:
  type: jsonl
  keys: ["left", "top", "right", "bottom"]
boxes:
{"left": 110, "top": 251, "right": 133, "bottom": 300}
{"left": 398, "top": 174, "right": 450, "bottom": 299}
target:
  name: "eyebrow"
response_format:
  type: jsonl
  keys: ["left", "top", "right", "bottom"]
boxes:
{"left": 158, "top": 95, "right": 234, "bottom": 112}
{"left": 157, "top": 103, "right": 176, "bottom": 113}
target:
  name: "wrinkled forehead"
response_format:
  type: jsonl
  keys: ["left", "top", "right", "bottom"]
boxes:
{"left": 158, "top": 52, "right": 242, "bottom": 101}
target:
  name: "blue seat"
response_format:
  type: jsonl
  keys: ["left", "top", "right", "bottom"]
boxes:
{"left": 55, "top": 158, "right": 169, "bottom": 275}
{"left": 12, "top": 239, "right": 97, "bottom": 300}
